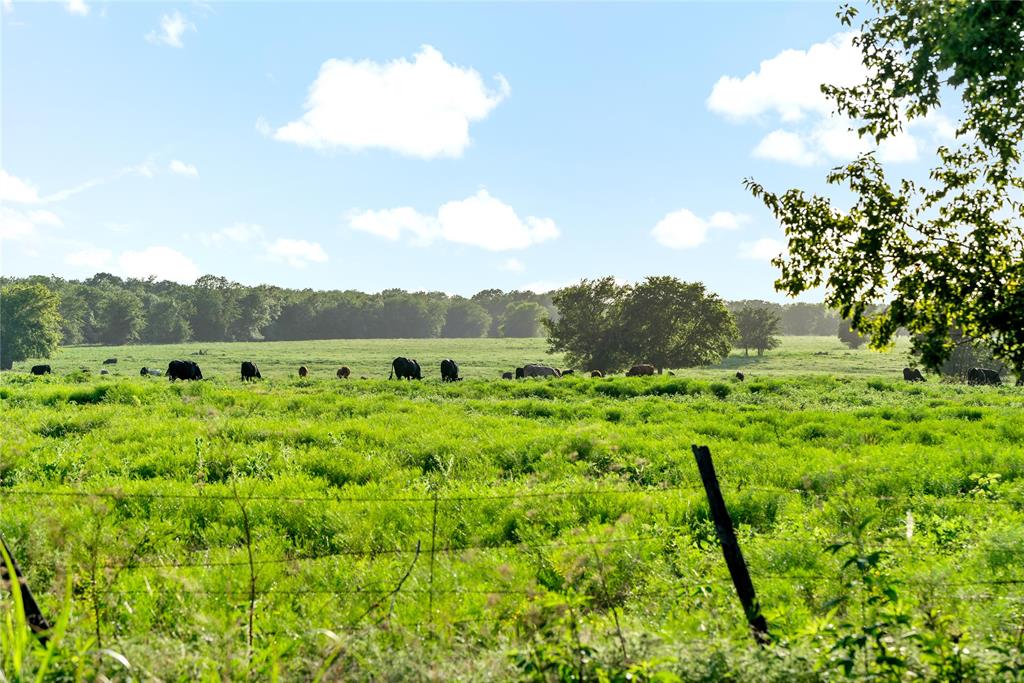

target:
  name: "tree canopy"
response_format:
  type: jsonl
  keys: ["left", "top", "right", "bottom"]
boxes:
{"left": 0, "top": 283, "right": 63, "bottom": 369}
{"left": 545, "top": 276, "right": 736, "bottom": 373}
{"left": 734, "top": 306, "right": 781, "bottom": 356}
{"left": 747, "top": 0, "right": 1024, "bottom": 373}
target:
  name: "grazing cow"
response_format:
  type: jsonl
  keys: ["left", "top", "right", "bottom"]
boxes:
{"left": 140, "top": 367, "right": 162, "bottom": 377}
{"left": 501, "top": 371, "right": 513, "bottom": 380}
{"left": 141, "top": 367, "right": 149, "bottom": 376}
{"left": 590, "top": 370, "right": 604, "bottom": 378}
{"left": 560, "top": 369, "right": 574, "bottom": 376}
{"left": 735, "top": 371, "right": 745, "bottom": 382}
{"left": 102, "top": 358, "right": 117, "bottom": 365}
{"left": 440, "top": 359, "right": 461, "bottom": 382}
{"left": 360, "top": 376, "right": 368, "bottom": 380}
{"left": 626, "top": 364, "right": 656, "bottom": 377}
{"left": 30, "top": 364, "right": 51, "bottom": 375}
{"left": 902, "top": 367, "right": 926, "bottom": 382}
{"left": 241, "top": 361, "right": 261, "bottom": 381}
{"left": 298, "top": 366, "right": 308, "bottom": 378}
{"left": 337, "top": 366, "right": 351, "bottom": 379}
{"left": 521, "top": 364, "right": 560, "bottom": 378}
{"left": 968, "top": 367, "right": 1001, "bottom": 386}
{"left": 167, "top": 360, "right": 203, "bottom": 381}
{"left": 515, "top": 367, "right": 525, "bottom": 379}
{"left": 100, "top": 369, "right": 109, "bottom": 375}
{"left": 390, "top": 357, "right": 422, "bottom": 380}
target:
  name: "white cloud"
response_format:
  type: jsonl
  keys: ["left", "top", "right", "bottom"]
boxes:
{"left": 28, "top": 210, "right": 62, "bottom": 227}
{"left": 738, "top": 238, "right": 785, "bottom": 261}
{"left": 753, "top": 129, "right": 818, "bottom": 165}
{"left": 499, "top": 257, "right": 525, "bottom": 273}
{"left": 146, "top": 11, "right": 195, "bottom": 48}
{"left": 65, "top": 247, "right": 113, "bottom": 268}
{"left": 264, "top": 238, "right": 328, "bottom": 268}
{"left": 200, "top": 223, "right": 264, "bottom": 247}
{"left": 66, "top": 0, "right": 88, "bottom": 16}
{"left": 710, "top": 32, "right": 951, "bottom": 166}
{"left": 707, "top": 211, "right": 749, "bottom": 230}
{"left": 118, "top": 246, "right": 201, "bottom": 283}
{"left": 274, "top": 45, "right": 509, "bottom": 158}
{"left": 3, "top": 0, "right": 13, "bottom": 15}
{"left": 349, "top": 190, "right": 559, "bottom": 252}
{"left": 0, "top": 207, "right": 36, "bottom": 241}
{"left": 651, "top": 209, "right": 709, "bottom": 249}
{"left": 1, "top": 169, "right": 41, "bottom": 203}
{"left": 169, "top": 159, "right": 199, "bottom": 177}
{"left": 520, "top": 280, "right": 571, "bottom": 294}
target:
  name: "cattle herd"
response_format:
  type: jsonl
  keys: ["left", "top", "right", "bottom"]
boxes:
{"left": 18, "top": 358, "right": 1024, "bottom": 386}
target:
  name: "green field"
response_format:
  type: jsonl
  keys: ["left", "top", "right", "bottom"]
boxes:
{"left": 2, "top": 337, "right": 1023, "bottom": 680}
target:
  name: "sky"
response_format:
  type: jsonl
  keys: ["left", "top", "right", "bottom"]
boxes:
{"left": 0, "top": 1, "right": 956, "bottom": 300}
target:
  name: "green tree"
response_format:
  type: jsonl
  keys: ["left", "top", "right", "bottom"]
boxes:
{"left": 499, "top": 301, "right": 546, "bottom": 338}
{"left": 543, "top": 277, "right": 625, "bottom": 372}
{"left": 747, "top": 0, "right": 1024, "bottom": 374}
{"left": 546, "top": 276, "right": 735, "bottom": 373}
{"left": 0, "top": 283, "right": 63, "bottom": 369}
{"left": 617, "top": 277, "right": 735, "bottom": 371}
{"left": 190, "top": 275, "right": 240, "bottom": 341}
{"left": 95, "top": 288, "right": 145, "bottom": 345}
{"left": 442, "top": 298, "right": 492, "bottom": 338}
{"left": 230, "top": 287, "right": 280, "bottom": 341}
{"left": 734, "top": 306, "right": 781, "bottom": 356}
{"left": 838, "top": 319, "right": 868, "bottom": 350}
{"left": 143, "top": 296, "right": 193, "bottom": 343}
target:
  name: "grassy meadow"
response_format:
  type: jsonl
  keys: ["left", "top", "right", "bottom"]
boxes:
{"left": 2, "top": 337, "right": 1023, "bottom": 680}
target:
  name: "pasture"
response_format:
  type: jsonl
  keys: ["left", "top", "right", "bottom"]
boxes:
{"left": 2, "top": 337, "right": 1023, "bottom": 680}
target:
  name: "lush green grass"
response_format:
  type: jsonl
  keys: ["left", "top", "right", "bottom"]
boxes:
{"left": 2, "top": 337, "right": 1023, "bottom": 680}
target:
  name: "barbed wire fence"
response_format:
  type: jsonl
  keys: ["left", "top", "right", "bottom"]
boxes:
{"left": 2, "top": 444, "right": 1023, "bottom": 652}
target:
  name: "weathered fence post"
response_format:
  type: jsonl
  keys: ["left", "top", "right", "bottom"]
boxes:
{"left": 0, "top": 531, "right": 52, "bottom": 643}
{"left": 691, "top": 444, "right": 771, "bottom": 646}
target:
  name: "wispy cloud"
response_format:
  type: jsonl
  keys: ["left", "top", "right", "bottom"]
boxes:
{"left": 146, "top": 11, "right": 195, "bottom": 48}
{"left": 169, "top": 159, "right": 199, "bottom": 177}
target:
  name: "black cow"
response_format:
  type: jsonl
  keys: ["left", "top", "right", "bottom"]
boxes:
{"left": 298, "top": 366, "right": 308, "bottom": 378}
{"left": 521, "top": 364, "right": 560, "bottom": 378}
{"left": 626, "top": 364, "right": 656, "bottom": 377}
{"left": 102, "top": 358, "right": 117, "bottom": 365}
{"left": 561, "top": 369, "right": 574, "bottom": 376}
{"left": 100, "top": 369, "right": 109, "bottom": 375}
{"left": 902, "top": 367, "right": 926, "bottom": 382}
{"left": 30, "top": 364, "right": 51, "bottom": 375}
{"left": 241, "top": 361, "right": 261, "bottom": 381}
{"left": 440, "top": 359, "right": 460, "bottom": 382}
{"left": 735, "top": 371, "right": 744, "bottom": 382}
{"left": 390, "top": 357, "right": 422, "bottom": 380}
{"left": 515, "top": 367, "right": 525, "bottom": 379}
{"left": 501, "top": 371, "right": 513, "bottom": 380}
{"left": 968, "top": 368, "right": 1001, "bottom": 386}
{"left": 337, "top": 366, "right": 351, "bottom": 379}
{"left": 167, "top": 360, "right": 203, "bottom": 381}
{"left": 590, "top": 370, "right": 604, "bottom": 378}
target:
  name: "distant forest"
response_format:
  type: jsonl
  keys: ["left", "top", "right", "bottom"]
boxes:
{"left": 1, "top": 274, "right": 841, "bottom": 346}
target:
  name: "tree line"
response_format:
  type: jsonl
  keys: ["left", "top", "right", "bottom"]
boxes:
{"left": 0, "top": 274, "right": 841, "bottom": 353}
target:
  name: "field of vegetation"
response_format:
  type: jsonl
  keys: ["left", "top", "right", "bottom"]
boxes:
{"left": 2, "top": 337, "right": 1023, "bottom": 680}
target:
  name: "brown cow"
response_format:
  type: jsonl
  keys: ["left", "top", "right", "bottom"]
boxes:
{"left": 625, "top": 364, "right": 655, "bottom": 377}
{"left": 337, "top": 366, "right": 351, "bottom": 379}
{"left": 299, "top": 366, "right": 308, "bottom": 378}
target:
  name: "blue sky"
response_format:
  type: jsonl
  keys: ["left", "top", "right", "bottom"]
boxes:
{"left": 0, "top": 2, "right": 954, "bottom": 300}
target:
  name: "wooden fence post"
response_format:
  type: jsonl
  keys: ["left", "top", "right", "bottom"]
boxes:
{"left": 691, "top": 444, "right": 770, "bottom": 646}
{"left": 0, "top": 531, "right": 52, "bottom": 643}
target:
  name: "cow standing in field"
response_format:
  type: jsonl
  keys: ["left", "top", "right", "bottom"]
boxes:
{"left": 626, "top": 364, "right": 656, "bottom": 377}
{"left": 30, "top": 365, "right": 51, "bottom": 375}
{"left": 560, "top": 369, "right": 574, "bottom": 376}
{"left": 440, "top": 359, "right": 461, "bottom": 382}
{"left": 735, "top": 372, "right": 744, "bottom": 381}
{"left": 241, "top": 361, "right": 261, "bottom": 381}
{"left": 520, "top": 364, "right": 560, "bottom": 378}
{"left": 968, "top": 367, "right": 1001, "bottom": 385}
{"left": 390, "top": 357, "right": 422, "bottom": 380}
{"left": 903, "top": 367, "right": 926, "bottom": 382}
{"left": 167, "top": 360, "right": 203, "bottom": 381}
{"left": 103, "top": 358, "right": 117, "bottom": 365}
{"left": 501, "top": 371, "right": 513, "bottom": 380}
{"left": 337, "top": 366, "right": 351, "bottom": 379}
{"left": 298, "top": 366, "right": 308, "bottom": 378}
{"left": 590, "top": 370, "right": 603, "bottom": 378}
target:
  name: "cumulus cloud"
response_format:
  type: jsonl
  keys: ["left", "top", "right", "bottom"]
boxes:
{"left": 66, "top": 0, "right": 88, "bottom": 16}
{"left": 146, "top": 11, "right": 195, "bottom": 48}
{"left": 499, "top": 257, "right": 525, "bottom": 273}
{"left": 264, "top": 238, "right": 328, "bottom": 268}
{"left": 169, "top": 159, "right": 198, "bottom": 177}
{"left": 349, "top": 190, "right": 559, "bottom": 252}
{"left": 0, "top": 207, "right": 37, "bottom": 241}
{"left": 65, "top": 247, "right": 113, "bottom": 268}
{"left": 710, "top": 32, "right": 954, "bottom": 166}
{"left": 651, "top": 208, "right": 744, "bottom": 250}
{"left": 118, "top": 246, "right": 201, "bottom": 283}
{"left": 1, "top": 169, "right": 41, "bottom": 203}
{"left": 273, "top": 45, "right": 509, "bottom": 158}
{"left": 738, "top": 238, "right": 785, "bottom": 261}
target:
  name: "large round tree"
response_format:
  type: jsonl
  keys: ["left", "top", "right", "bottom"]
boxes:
{"left": 0, "top": 283, "right": 63, "bottom": 370}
